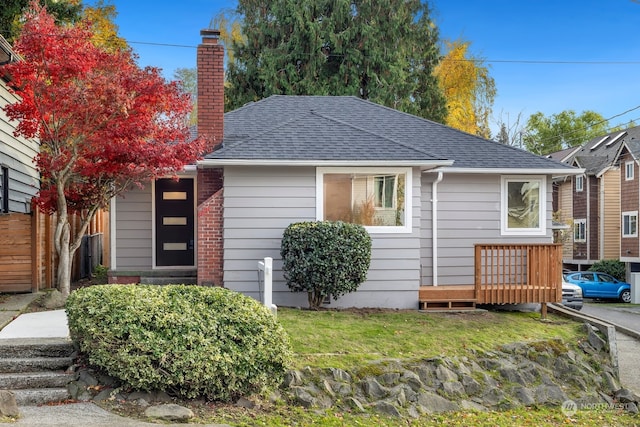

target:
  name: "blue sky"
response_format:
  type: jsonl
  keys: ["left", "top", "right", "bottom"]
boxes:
{"left": 93, "top": 0, "right": 640, "bottom": 136}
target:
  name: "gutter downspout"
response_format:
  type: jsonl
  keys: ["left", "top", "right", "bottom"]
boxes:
{"left": 586, "top": 176, "right": 591, "bottom": 263}
{"left": 599, "top": 176, "right": 604, "bottom": 260}
{"left": 432, "top": 172, "right": 444, "bottom": 286}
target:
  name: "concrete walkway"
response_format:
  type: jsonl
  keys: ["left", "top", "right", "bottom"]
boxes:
{"left": 0, "top": 309, "right": 69, "bottom": 339}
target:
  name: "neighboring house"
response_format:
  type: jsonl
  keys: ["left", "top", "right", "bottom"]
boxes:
{"left": 552, "top": 127, "right": 639, "bottom": 270}
{"left": 616, "top": 128, "right": 640, "bottom": 269}
{"left": 108, "top": 30, "right": 580, "bottom": 309}
{"left": 0, "top": 35, "right": 41, "bottom": 292}
{"left": 0, "top": 35, "right": 107, "bottom": 292}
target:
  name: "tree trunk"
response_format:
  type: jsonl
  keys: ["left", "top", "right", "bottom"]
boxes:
{"left": 56, "top": 220, "right": 71, "bottom": 299}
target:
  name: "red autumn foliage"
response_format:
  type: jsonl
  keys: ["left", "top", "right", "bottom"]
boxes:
{"left": 3, "top": 3, "right": 204, "bottom": 214}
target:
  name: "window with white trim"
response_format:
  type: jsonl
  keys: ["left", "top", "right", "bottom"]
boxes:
{"left": 575, "top": 175, "right": 584, "bottom": 192}
{"left": 626, "top": 161, "right": 635, "bottom": 181}
{"left": 317, "top": 167, "right": 412, "bottom": 233}
{"left": 501, "top": 176, "right": 546, "bottom": 235}
{"left": 574, "top": 219, "right": 586, "bottom": 242}
{"left": 622, "top": 211, "right": 638, "bottom": 238}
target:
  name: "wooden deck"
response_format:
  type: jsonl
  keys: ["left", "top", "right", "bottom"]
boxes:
{"left": 420, "top": 243, "right": 562, "bottom": 311}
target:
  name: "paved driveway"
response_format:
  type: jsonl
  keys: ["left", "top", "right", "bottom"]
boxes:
{"left": 581, "top": 301, "right": 640, "bottom": 334}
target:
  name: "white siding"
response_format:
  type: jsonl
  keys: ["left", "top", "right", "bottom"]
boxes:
{"left": 223, "top": 166, "right": 422, "bottom": 309}
{"left": 114, "top": 185, "right": 153, "bottom": 269}
{"left": 0, "top": 80, "right": 39, "bottom": 213}
{"left": 421, "top": 173, "right": 553, "bottom": 286}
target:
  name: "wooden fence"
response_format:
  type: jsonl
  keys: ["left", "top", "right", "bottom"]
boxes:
{"left": 0, "top": 208, "right": 108, "bottom": 293}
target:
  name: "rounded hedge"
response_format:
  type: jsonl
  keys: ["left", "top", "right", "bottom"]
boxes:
{"left": 280, "top": 220, "right": 372, "bottom": 309}
{"left": 65, "top": 284, "right": 292, "bottom": 401}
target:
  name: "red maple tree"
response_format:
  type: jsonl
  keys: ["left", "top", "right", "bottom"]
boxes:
{"left": 3, "top": 3, "right": 204, "bottom": 298}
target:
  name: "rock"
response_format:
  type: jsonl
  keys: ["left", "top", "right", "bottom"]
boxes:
{"left": 331, "top": 368, "right": 351, "bottom": 382}
{"left": 328, "top": 380, "right": 351, "bottom": 396}
{"left": 93, "top": 388, "right": 115, "bottom": 402}
{"left": 602, "top": 372, "right": 620, "bottom": 393}
{"left": 417, "top": 391, "right": 459, "bottom": 413}
{"left": 144, "top": 404, "right": 194, "bottom": 421}
{"left": 407, "top": 404, "right": 420, "bottom": 418}
{"left": 374, "top": 401, "right": 401, "bottom": 417}
{"left": 615, "top": 388, "right": 639, "bottom": 403}
{"left": 0, "top": 390, "right": 19, "bottom": 417}
{"left": 587, "top": 327, "right": 607, "bottom": 352}
{"left": 499, "top": 366, "right": 526, "bottom": 385}
{"left": 513, "top": 386, "right": 536, "bottom": 406}
{"left": 440, "top": 381, "right": 465, "bottom": 399}
{"left": 128, "top": 391, "right": 155, "bottom": 403}
{"left": 78, "top": 370, "right": 99, "bottom": 387}
{"left": 42, "top": 289, "right": 66, "bottom": 309}
{"left": 345, "top": 397, "right": 365, "bottom": 412}
{"left": 235, "top": 397, "right": 256, "bottom": 409}
{"left": 435, "top": 365, "right": 458, "bottom": 382}
{"left": 283, "top": 370, "right": 304, "bottom": 387}
{"left": 534, "top": 384, "right": 567, "bottom": 405}
{"left": 135, "top": 398, "right": 150, "bottom": 408}
{"left": 460, "top": 400, "right": 487, "bottom": 412}
{"left": 625, "top": 402, "right": 639, "bottom": 414}
{"left": 461, "top": 374, "right": 483, "bottom": 396}
{"left": 154, "top": 391, "right": 172, "bottom": 403}
{"left": 290, "top": 387, "right": 316, "bottom": 408}
{"left": 322, "top": 379, "right": 335, "bottom": 397}
{"left": 405, "top": 376, "right": 424, "bottom": 392}
{"left": 360, "top": 378, "right": 388, "bottom": 399}
{"left": 482, "top": 388, "right": 506, "bottom": 407}
{"left": 378, "top": 372, "right": 400, "bottom": 386}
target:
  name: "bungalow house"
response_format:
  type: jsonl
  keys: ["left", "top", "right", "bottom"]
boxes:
{"left": 108, "top": 30, "right": 580, "bottom": 309}
{"left": 551, "top": 129, "right": 630, "bottom": 270}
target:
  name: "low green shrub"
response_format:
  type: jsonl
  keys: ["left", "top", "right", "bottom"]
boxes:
{"left": 65, "top": 284, "right": 292, "bottom": 401}
{"left": 280, "top": 220, "right": 372, "bottom": 309}
{"left": 588, "top": 259, "right": 626, "bottom": 281}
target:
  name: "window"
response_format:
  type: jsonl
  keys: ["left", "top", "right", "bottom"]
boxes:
{"left": 575, "top": 175, "right": 584, "bottom": 192}
{"left": 0, "top": 166, "right": 8, "bottom": 213}
{"left": 626, "top": 161, "right": 635, "bottom": 181}
{"left": 501, "top": 176, "right": 546, "bottom": 235}
{"left": 317, "top": 167, "right": 411, "bottom": 233}
{"left": 623, "top": 211, "right": 638, "bottom": 238}
{"left": 574, "top": 218, "right": 586, "bottom": 242}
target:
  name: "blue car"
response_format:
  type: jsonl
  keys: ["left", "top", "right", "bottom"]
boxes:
{"left": 563, "top": 272, "right": 631, "bottom": 303}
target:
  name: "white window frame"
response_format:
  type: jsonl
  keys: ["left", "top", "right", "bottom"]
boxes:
{"left": 501, "top": 176, "right": 547, "bottom": 236}
{"left": 574, "top": 218, "right": 586, "bottom": 242}
{"left": 622, "top": 211, "right": 638, "bottom": 238}
{"left": 626, "top": 161, "right": 635, "bottom": 181}
{"left": 575, "top": 175, "right": 584, "bottom": 192}
{"left": 316, "top": 167, "right": 412, "bottom": 234}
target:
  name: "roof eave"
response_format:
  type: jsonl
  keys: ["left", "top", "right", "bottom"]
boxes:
{"left": 429, "top": 167, "right": 585, "bottom": 177}
{"left": 198, "top": 158, "right": 454, "bottom": 168}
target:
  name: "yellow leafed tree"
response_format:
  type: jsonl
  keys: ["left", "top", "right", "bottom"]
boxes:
{"left": 82, "top": 0, "right": 127, "bottom": 52}
{"left": 435, "top": 40, "right": 496, "bottom": 138}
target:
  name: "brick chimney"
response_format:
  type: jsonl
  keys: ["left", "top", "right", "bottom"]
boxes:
{"left": 196, "top": 29, "right": 225, "bottom": 287}
{"left": 197, "top": 29, "right": 224, "bottom": 153}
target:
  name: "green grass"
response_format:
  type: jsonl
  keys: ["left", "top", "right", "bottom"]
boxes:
{"left": 277, "top": 307, "right": 583, "bottom": 369}
{"left": 204, "top": 405, "right": 639, "bottom": 426}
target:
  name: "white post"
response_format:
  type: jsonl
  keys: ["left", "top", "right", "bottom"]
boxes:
{"left": 258, "top": 257, "right": 277, "bottom": 315}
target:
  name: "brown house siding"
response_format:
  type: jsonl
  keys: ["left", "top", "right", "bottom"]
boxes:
{"left": 620, "top": 149, "right": 639, "bottom": 257}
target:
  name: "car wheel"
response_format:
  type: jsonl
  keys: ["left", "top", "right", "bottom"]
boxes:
{"left": 620, "top": 289, "right": 632, "bottom": 303}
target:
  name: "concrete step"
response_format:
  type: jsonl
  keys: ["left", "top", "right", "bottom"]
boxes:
{"left": 12, "top": 388, "right": 71, "bottom": 406}
{"left": 0, "top": 371, "right": 73, "bottom": 389}
{"left": 140, "top": 277, "right": 197, "bottom": 285}
{"left": 0, "top": 357, "right": 74, "bottom": 373}
{"left": 0, "top": 338, "right": 74, "bottom": 358}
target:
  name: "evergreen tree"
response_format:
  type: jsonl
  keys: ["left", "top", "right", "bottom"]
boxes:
{"left": 225, "top": 0, "right": 447, "bottom": 122}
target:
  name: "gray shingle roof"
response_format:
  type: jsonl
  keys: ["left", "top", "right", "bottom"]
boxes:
{"left": 206, "top": 95, "right": 575, "bottom": 170}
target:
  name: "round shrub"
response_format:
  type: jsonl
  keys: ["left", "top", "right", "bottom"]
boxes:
{"left": 280, "top": 220, "right": 372, "bottom": 309}
{"left": 588, "top": 259, "right": 626, "bottom": 281}
{"left": 65, "top": 284, "right": 292, "bottom": 401}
